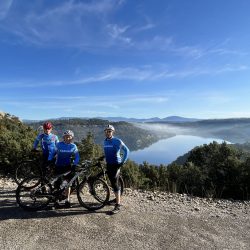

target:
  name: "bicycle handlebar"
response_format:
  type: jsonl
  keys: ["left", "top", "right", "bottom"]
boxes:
{"left": 31, "top": 149, "right": 42, "bottom": 153}
{"left": 76, "top": 158, "right": 105, "bottom": 172}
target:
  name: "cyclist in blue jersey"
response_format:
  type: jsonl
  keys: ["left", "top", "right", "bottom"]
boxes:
{"left": 32, "top": 121, "right": 59, "bottom": 174}
{"left": 103, "top": 124, "right": 129, "bottom": 214}
{"left": 53, "top": 130, "right": 80, "bottom": 208}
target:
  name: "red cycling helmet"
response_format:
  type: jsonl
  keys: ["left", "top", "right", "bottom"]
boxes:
{"left": 43, "top": 121, "right": 53, "bottom": 130}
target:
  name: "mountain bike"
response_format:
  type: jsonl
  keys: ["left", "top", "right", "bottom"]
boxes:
{"left": 16, "top": 160, "right": 110, "bottom": 211}
{"left": 94, "top": 158, "right": 124, "bottom": 204}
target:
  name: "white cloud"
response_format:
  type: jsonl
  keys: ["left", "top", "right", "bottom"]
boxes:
{"left": 105, "top": 24, "right": 133, "bottom": 45}
{"left": 0, "top": 63, "right": 249, "bottom": 88}
{"left": 2, "top": 92, "right": 250, "bottom": 120}
{"left": 0, "top": 0, "right": 12, "bottom": 20}
{"left": 132, "top": 36, "right": 248, "bottom": 59}
{"left": 136, "top": 36, "right": 173, "bottom": 51}
{"left": 134, "top": 22, "right": 155, "bottom": 32}
{"left": 0, "top": 0, "right": 125, "bottom": 47}
{"left": 0, "top": 94, "right": 168, "bottom": 111}
{"left": 0, "top": 0, "right": 247, "bottom": 63}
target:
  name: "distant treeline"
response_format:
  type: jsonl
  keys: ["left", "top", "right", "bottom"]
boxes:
{"left": 1, "top": 113, "right": 250, "bottom": 200}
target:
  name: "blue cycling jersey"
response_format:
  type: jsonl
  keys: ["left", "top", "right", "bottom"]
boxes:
{"left": 33, "top": 133, "right": 59, "bottom": 160}
{"left": 103, "top": 137, "right": 129, "bottom": 165}
{"left": 55, "top": 141, "right": 80, "bottom": 167}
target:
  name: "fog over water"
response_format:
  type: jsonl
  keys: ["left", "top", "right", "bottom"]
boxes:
{"left": 134, "top": 122, "right": 191, "bottom": 135}
{"left": 129, "top": 123, "right": 230, "bottom": 165}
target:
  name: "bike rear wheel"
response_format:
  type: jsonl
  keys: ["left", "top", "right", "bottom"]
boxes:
{"left": 77, "top": 178, "right": 110, "bottom": 211}
{"left": 16, "top": 176, "right": 52, "bottom": 211}
{"left": 15, "top": 160, "right": 42, "bottom": 185}
{"left": 96, "top": 171, "right": 124, "bottom": 203}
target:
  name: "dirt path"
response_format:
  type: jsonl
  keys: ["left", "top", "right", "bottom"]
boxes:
{"left": 0, "top": 179, "right": 249, "bottom": 250}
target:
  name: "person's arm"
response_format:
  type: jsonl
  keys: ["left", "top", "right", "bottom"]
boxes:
{"left": 48, "top": 148, "right": 56, "bottom": 161}
{"left": 120, "top": 141, "right": 129, "bottom": 164}
{"left": 73, "top": 147, "right": 80, "bottom": 166}
{"left": 55, "top": 135, "right": 59, "bottom": 145}
{"left": 33, "top": 134, "right": 41, "bottom": 149}
{"left": 47, "top": 135, "right": 58, "bottom": 161}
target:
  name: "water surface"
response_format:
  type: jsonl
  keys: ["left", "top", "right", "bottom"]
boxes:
{"left": 129, "top": 135, "right": 229, "bottom": 165}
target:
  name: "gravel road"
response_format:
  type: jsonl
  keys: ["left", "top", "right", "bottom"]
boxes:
{"left": 0, "top": 178, "right": 249, "bottom": 250}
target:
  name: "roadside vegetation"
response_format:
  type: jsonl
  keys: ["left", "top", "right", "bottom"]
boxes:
{"left": 1, "top": 113, "right": 250, "bottom": 200}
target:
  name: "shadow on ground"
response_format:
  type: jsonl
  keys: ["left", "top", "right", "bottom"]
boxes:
{"left": 0, "top": 189, "right": 110, "bottom": 221}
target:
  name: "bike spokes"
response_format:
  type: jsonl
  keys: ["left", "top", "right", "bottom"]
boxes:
{"left": 77, "top": 178, "right": 110, "bottom": 211}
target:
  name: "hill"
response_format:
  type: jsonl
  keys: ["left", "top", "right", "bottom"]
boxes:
{"left": 95, "top": 116, "right": 200, "bottom": 123}
{"left": 23, "top": 115, "right": 200, "bottom": 123}
{"left": 25, "top": 118, "right": 172, "bottom": 151}
{"left": 1, "top": 178, "right": 249, "bottom": 250}
{"left": 141, "top": 118, "right": 250, "bottom": 144}
{"left": 21, "top": 116, "right": 250, "bottom": 145}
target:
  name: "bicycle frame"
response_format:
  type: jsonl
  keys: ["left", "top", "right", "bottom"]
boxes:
{"left": 47, "top": 160, "right": 94, "bottom": 189}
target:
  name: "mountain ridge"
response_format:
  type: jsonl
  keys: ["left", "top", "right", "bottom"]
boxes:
{"left": 22, "top": 115, "right": 200, "bottom": 123}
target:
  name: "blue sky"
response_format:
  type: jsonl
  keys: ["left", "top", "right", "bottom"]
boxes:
{"left": 1, "top": 0, "right": 250, "bottom": 120}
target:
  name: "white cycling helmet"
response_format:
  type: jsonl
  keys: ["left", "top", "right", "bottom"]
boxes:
{"left": 104, "top": 124, "right": 115, "bottom": 131}
{"left": 63, "top": 130, "right": 74, "bottom": 137}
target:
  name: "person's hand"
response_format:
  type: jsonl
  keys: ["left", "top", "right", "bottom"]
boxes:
{"left": 31, "top": 148, "right": 39, "bottom": 152}
{"left": 46, "top": 160, "right": 54, "bottom": 168}
{"left": 72, "top": 164, "right": 81, "bottom": 173}
{"left": 98, "top": 155, "right": 105, "bottom": 161}
{"left": 72, "top": 165, "right": 76, "bottom": 172}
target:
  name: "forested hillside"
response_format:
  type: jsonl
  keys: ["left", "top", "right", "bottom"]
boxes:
{"left": 0, "top": 113, "right": 36, "bottom": 173}
{"left": 26, "top": 118, "right": 165, "bottom": 151}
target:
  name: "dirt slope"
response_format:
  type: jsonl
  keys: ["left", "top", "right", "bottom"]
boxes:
{"left": 0, "top": 179, "right": 249, "bottom": 250}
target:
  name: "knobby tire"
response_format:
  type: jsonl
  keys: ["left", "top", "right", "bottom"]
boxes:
{"left": 77, "top": 177, "right": 110, "bottom": 211}
{"left": 15, "top": 160, "right": 42, "bottom": 185}
{"left": 16, "top": 176, "right": 52, "bottom": 211}
{"left": 95, "top": 171, "right": 124, "bottom": 203}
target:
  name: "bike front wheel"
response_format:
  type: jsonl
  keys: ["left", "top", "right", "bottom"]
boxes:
{"left": 77, "top": 178, "right": 110, "bottom": 211}
{"left": 16, "top": 176, "right": 52, "bottom": 211}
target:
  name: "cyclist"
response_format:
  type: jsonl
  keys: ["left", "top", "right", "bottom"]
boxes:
{"left": 103, "top": 124, "right": 129, "bottom": 214}
{"left": 54, "top": 130, "right": 80, "bottom": 208}
{"left": 32, "top": 121, "right": 59, "bottom": 175}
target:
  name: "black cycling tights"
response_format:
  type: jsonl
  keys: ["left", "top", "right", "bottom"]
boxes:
{"left": 106, "top": 164, "right": 121, "bottom": 193}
